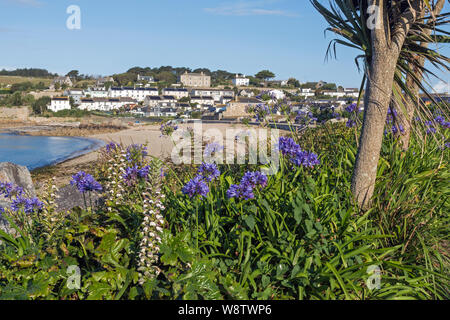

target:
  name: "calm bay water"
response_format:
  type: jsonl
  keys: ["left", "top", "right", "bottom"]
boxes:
{"left": 0, "top": 133, "right": 104, "bottom": 170}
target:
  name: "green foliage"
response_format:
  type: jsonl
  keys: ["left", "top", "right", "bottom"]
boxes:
{"left": 0, "top": 122, "right": 448, "bottom": 300}
{"left": 32, "top": 96, "right": 51, "bottom": 114}
{"left": 255, "top": 70, "right": 275, "bottom": 81}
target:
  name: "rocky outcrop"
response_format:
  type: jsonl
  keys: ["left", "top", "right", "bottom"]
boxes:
{"left": 0, "top": 162, "right": 36, "bottom": 197}
{"left": 0, "top": 162, "right": 35, "bottom": 239}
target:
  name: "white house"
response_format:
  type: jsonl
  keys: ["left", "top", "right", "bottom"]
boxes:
{"left": 144, "top": 95, "right": 177, "bottom": 107}
{"left": 322, "top": 91, "right": 347, "bottom": 98}
{"left": 232, "top": 74, "right": 250, "bottom": 87}
{"left": 190, "top": 88, "right": 234, "bottom": 102}
{"left": 220, "top": 96, "right": 234, "bottom": 104}
{"left": 87, "top": 88, "right": 109, "bottom": 98}
{"left": 48, "top": 97, "right": 71, "bottom": 112}
{"left": 79, "top": 97, "right": 137, "bottom": 111}
{"left": 64, "top": 89, "right": 84, "bottom": 105}
{"left": 268, "top": 89, "right": 285, "bottom": 100}
{"left": 109, "top": 87, "right": 158, "bottom": 102}
{"left": 145, "top": 107, "right": 178, "bottom": 117}
{"left": 144, "top": 96, "right": 163, "bottom": 107}
{"left": 137, "top": 74, "right": 155, "bottom": 82}
{"left": 162, "top": 88, "right": 189, "bottom": 100}
{"left": 191, "top": 96, "right": 215, "bottom": 107}
{"left": 298, "top": 88, "right": 315, "bottom": 98}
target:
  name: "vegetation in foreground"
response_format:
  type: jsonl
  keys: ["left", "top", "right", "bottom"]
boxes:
{"left": 0, "top": 117, "right": 448, "bottom": 300}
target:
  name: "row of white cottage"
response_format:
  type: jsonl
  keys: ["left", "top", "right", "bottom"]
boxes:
{"left": 48, "top": 97, "right": 139, "bottom": 112}
{"left": 68, "top": 87, "right": 235, "bottom": 103}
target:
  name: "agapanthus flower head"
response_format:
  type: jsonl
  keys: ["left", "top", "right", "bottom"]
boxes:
{"left": 278, "top": 137, "right": 301, "bottom": 157}
{"left": 226, "top": 170, "right": 268, "bottom": 201}
{"left": 182, "top": 176, "right": 210, "bottom": 198}
{"left": 332, "top": 112, "right": 341, "bottom": 120}
{"left": 126, "top": 144, "right": 148, "bottom": 163}
{"left": 122, "top": 165, "right": 150, "bottom": 185}
{"left": 424, "top": 121, "right": 437, "bottom": 134}
{"left": 346, "top": 119, "right": 356, "bottom": 128}
{"left": 197, "top": 163, "right": 220, "bottom": 182}
{"left": 251, "top": 104, "right": 272, "bottom": 122}
{"left": 390, "top": 124, "right": 405, "bottom": 134}
{"left": 345, "top": 103, "right": 358, "bottom": 114}
{"left": 434, "top": 115, "right": 445, "bottom": 125}
{"left": 204, "top": 142, "right": 224, "bottom": 158}
{"left": 291, "top": 150, "right": 320, "bottom": 168}
{"left": 70, "top": 171, "right": 103, "bottom": 193}
{"left": 241, "top": 171, "right": 268, "bottom": 189}
{"left": 160, "top": 122, "right": 178, "bottom": 137}
{"left": 226, "top": 183, "right": 255, "bottom": 200}
{"left": 11, "top": 196, "right": 43, "bottom": 214}
{"left": 105, "top": 142, "right": 120, "bottom": 153}
{"left": 0, "top": 181, "right": 23, "bottom": 199}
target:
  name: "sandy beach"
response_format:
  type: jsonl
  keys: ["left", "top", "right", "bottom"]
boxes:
{"left": 61, "top": 122, "right": 253, "bottom": 166}
{"left": 30, "top": 122, "right": 255, "bottom": 187}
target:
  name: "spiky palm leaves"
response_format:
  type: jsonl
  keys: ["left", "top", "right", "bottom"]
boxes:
{"left": 311, "top": 0, "right": 449, "bottom": 146}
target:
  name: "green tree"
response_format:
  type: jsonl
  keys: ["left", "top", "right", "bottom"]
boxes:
{"left": 255, "top": 70, "right": 275, "bottom": 81}
{"left": 32, "top": 96, "right": 51, "bottom": 114}
{"left": 66, "top": 70, "right": 79, "bottom": 80}
{"left": 312, "top": 0, "right": 449, "bottom": 208}
{"left": 287, "top": 78, "right": 301, "bottom": 88}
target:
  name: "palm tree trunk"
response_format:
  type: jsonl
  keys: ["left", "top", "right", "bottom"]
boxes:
{"left": 351, "top": 0, "right": 424, "bottom": 208}
{"left": 396, "top": 0, "right": 445, "bottom": 150}
{"left": 351, "top": 51, "right": 398, "bottom": 208}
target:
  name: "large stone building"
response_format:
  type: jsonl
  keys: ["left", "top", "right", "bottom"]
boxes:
{"left": 179, "top": 72, "right": 211, "bottom": 88}
{"left": 222, "top": 97, "right": 262, "bottom": 119}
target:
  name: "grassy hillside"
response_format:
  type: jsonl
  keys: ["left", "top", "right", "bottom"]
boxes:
{"left": 0, "top": 76, "right": 52, "bottom": 87}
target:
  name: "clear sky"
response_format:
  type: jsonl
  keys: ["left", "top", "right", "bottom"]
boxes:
{"left": 0, "top": 0, "right": 448, "bottom": 89}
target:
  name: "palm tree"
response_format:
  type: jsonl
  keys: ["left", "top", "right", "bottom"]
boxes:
{"left": 311, "top": 0, "right": 449, "bottom": 208}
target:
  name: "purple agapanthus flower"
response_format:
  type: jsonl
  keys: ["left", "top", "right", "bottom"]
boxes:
{"left": 70, "top": 171, "right": 103, "bottom": 194}
{"left": 160, "top": 122, "right": 178, "bottom": 137}
{"left": 277, "top": 137, "right": 320, "bottom": 168}
{"left": 391, "top": 124, "right": 405, "bottom": 134}
{"left": 0, "top": 181, "right": 23, "bottom": 199}
{"left": 291, "top": 150, "right": 321, "bottom": 168}
{"left": 434, "top": 115, "right": 445, "bottom": 125}
{"left": 204, "top": 142, "right": 224, "bottom": 158}
{"left": 197, "top": 163, "right": 220, "bottom": 182}
{"left": 11, "top": 196, "right": 43, "bottom": 214}
{"left": 345, "top": 103, "right": 358, "bottom": 114}
{"left": 182, "top": 176, "right": 210, "bottom": 198}
{"left": 278, "top": 137, "right": 301, "bottom": 156}
{"left": 126, "top": 144, "right": 148, "bottom": 162}
{"left": 105, "top": 142, "right": 120, "bottom": 153}
{"left": 122, "top": 165, "right": 150, "bottom": 185}
{"left": 226, "top": 183, "right": 255, "bottom": 200}
{"left": 346, "top": 119, "right": 356, "bottom": 128}
{"left": 241, "top": 171, "right": 268, "bottom": 189}
{"left": 425, "top": 121, "right": 437, "bottom": 134}
{"left": 226, "top": 171, "right": 268, "bottom": 200}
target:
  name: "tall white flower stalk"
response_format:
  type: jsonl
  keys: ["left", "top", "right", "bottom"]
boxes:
{"left": 38, "top": 178, "right": 65, "bottom": 245}
{"left": 137, "top": 174, "right": 166, "bottom": 285}
{"left": 104, "top": 149, "right": 128, "bottom": 210}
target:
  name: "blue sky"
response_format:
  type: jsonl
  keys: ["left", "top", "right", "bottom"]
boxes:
{"left": 0, "top": 0, "right": 448, "bottom": 89}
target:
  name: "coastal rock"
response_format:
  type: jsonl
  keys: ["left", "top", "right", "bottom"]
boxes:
{"left": 0, "top": 162, "right": 36, "bottom": 197}
{"left": 55, "top": 184, "right": 102, "bottom": 212}
{"left": 0, "top": 162, "right": 35, "bottom": 240}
